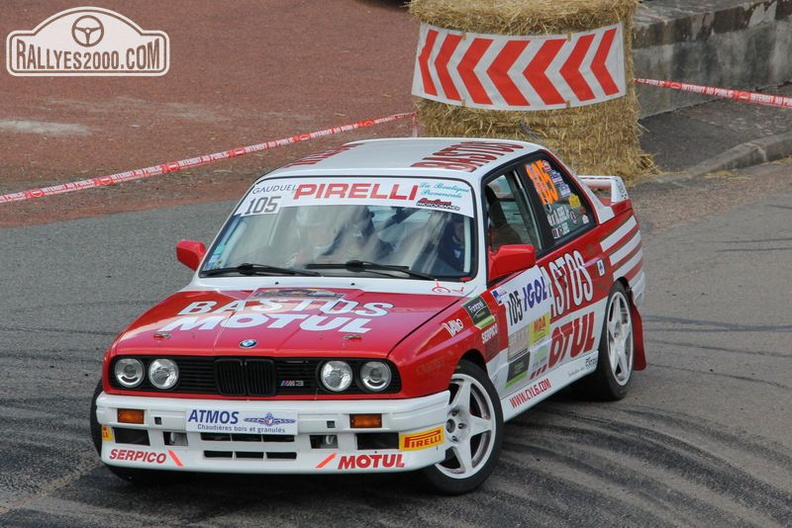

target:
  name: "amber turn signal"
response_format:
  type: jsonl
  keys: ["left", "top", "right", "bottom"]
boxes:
{"left": 350, "top": 414, "right": 382, "bottom": 428}
{"left": 117, "top": 409, "right": 145, "bottom": 424}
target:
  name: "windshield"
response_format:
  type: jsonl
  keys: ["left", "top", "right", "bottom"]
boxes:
{"left": 203, "top": 176, "right": 477, "bottom": 279}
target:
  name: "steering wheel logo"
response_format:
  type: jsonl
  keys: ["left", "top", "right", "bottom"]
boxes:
{"left": 71, "top": 15, "right": 104, "bottom": 47}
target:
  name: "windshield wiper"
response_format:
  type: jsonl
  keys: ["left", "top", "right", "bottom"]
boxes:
{"left": 202, "top": 263, "right": 320, "bottom": 277}
{"left": 305, "top": 260, "right": 434, "bottom": 280}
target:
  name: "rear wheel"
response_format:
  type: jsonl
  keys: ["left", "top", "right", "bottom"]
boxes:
{"left": 420, "top": 360, "right": 503, "bottom": 495}
{"left": 579, "top": 283, "right": 634, "bottom": 400}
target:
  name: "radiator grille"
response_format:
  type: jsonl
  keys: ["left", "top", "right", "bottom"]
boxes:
{"left": 108, "top": 356, "right": 400, "bottom": 396}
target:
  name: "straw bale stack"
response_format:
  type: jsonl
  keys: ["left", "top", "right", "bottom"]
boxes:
{"left": 410, "top": 0, "right": 654, "bottom": 180}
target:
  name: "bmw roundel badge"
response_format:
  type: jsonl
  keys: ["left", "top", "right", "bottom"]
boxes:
{"left": 239, "top": 339, "right": 258, "bottom": 348}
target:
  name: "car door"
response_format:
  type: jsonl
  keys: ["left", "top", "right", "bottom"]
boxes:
{"left": 518, "top": 154, "right": 610, "bottom": 375}
{"left": 482, "top": 169, "right": 554, "bottom": 399}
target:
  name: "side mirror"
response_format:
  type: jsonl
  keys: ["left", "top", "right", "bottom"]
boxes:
{"left": 176, "top": 240, "right": 207, "bottom": 271}
{"left": 488, "top": 244, "right": 536, "bottom": 282}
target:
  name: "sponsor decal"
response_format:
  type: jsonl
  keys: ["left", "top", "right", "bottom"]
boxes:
{"left": 548, "top": 310, "right": 596, "bottom": 369}
{"left": 186, "top": 409, "right": 298, "bottom": 435}
{"left": 495, "top": 274, "right": 550, "bottom": 331}
{"left": 431, "top": 282, "right": 466, "bottom": 295}
{"left": 481, "top": 323, "right": 498, "bottom": 344}
{"left": 597, "top": 259, "right": 606, "bottom": 277}
{"left": 509, "top": 379, "right": 552, "bottom": 409}
{"left": 293, "top": 181, "right": 419, "bottom": 202}
{"left": 545, "top": 162, "right": 571, "bottom": 199}
{"left": 442, "top": 318, "right": 464, "bottom": 337}
{"left": 493, "top": 270, "right": 553, "bottom": 363}
{"left": 187, "top": 409, "right": 238, "bottom": 426}
{"left": 337, "top": 453, "right": 405, "bottom": 470}
{"left": 400, "top": 427, "right": 444, "bottom": 450}
{"left": 109, "top": 448, "right": 168, "bottom": 464}
{"left": 541, "top": 250, "right": 594, "bottom": 318}
{"left": 552, "top": 224, "right": 570, "bottom": 238}
{"left": 415, "top": 197, "right": 460, "bottom": 211}
{"left": 585, "top": 354, "right": 598, "bottom": 370}
{"left": 547, "top": 207, "right": 570, "bottom": 227}
{"left": 506, "top": 353, "right": 531, "bottom": 388}
{"left": 161, "top": 298, "right": 394, "bottom": 335}
{"left": 418, "top": 181, "right": 471, "bottom": 199}
{"left": 528, "top": 347, "right": 550, "bottom": 380}
{"left": 101, "top": 425, "right": 113, "bottom": 442}
{"left": 463, "top": 297, "right": 495, "bottom": 329}
{"left": 507, "top": 327, "right": 530, "bottom": 359}
{"left": 7, "top": 7, "right": 169, "bottom": 76}
{"left": 411, "top": 141, "right": 525, "bottom": 172}
{"left": 250, "top": 183, "right": 299, "bottom": 196}
{"left": 529, "top": 313, "right": 551, "bottom": 346}
{"left": 236, "top": 177, "right": 475, "bottom": 218}
{"left": 243, "top": 412, "right": 297, "bottom": 428}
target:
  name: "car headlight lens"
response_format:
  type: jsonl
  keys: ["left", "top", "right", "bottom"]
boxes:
{"left": 360, "top": 361, "right": 392, "bottom": 392}
{"left": 320, "top": 361, "right": 353, "bottom": 392}
{"left": 114, "top": 358, "right": 145, "bottom": 388}
{"left": 148, "top": 358, "right": 179, "bottom": 390}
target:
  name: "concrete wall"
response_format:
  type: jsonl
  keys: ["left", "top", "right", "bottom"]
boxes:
{"left": 633, "top": 0, "right": 792, "bottom": 116}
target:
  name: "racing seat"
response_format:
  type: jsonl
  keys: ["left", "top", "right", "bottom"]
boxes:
{"left": 485, "top": 187, "right": 523, "bottom": 250}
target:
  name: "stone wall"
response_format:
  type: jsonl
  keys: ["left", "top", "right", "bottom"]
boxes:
{"left": 633, "top": 0, "right": 792, "bottom": 116}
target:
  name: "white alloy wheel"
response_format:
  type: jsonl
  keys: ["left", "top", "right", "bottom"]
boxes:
{"left": 607, "top": 289, "right": 634, "bottom": 386}
{"left": 420, "top": 360, "right": 503, "bottom": 495}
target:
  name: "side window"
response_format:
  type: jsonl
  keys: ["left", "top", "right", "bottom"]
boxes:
{"left": 524, "top": 158, "right": 591, "bottom": 242}
{"left": 484, "top": 172, "right": 543, "bottom": 252}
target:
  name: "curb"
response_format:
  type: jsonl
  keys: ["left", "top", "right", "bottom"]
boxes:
{"left": 640, "top": 130, "right": 792, "bottom": 186}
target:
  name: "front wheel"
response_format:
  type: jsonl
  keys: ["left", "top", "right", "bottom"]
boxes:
{"left": 419, "top": 360, "right": 503, "bottom": 495}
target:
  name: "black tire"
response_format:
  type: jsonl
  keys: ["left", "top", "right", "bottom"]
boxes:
{"left": 90, "top": 379, "right": 181, "bottom": 484}
{"left": 89, "top": 380, "right": 104, "bottom": 454}
{"left": 419, "top": 360, "right": 503, "bottom": 495}
{"left": 578, "top": 282, "right": 635, "bottom": 401}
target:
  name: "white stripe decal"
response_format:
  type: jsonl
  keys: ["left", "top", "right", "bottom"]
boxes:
{"left": 601, "top": 216, "right": 637, "bottom": 250}
{"left": 613, "top": 249, "right": 643, "bottom": 280}
{"left": 609, "top": 232, "right": 642, "bottom": 267}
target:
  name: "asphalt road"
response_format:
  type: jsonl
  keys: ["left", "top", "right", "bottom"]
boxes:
{"left": 0, "top": 161, "right": 790, "bottom": 527}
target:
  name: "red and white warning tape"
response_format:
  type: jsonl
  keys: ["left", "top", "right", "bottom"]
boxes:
{"left": 0, "top": 112, "right": 414, "bottom": 205}
{"left": 635, "top": 78, "right": 792, "bottom": 109}
{"left": 6, "top": 79, "right": 787, "bottom": 206}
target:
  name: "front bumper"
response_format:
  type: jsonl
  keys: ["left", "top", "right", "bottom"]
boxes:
{"left": 95, "top": 391, "right": 450, "bottom": 474}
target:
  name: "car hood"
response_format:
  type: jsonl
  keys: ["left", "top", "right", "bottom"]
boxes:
{"left": 112, "top": 287, "right": 458, "bottom": 359}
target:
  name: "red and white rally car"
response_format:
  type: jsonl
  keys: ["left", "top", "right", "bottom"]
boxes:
{"left": 91, "top": 137, "right": 646, "bottom": 494}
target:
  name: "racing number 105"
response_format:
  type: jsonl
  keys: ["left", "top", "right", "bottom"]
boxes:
{"left": 244, "top": 195, "right": 281, "bottom": 215}
{"left": 506, "top": 290, "right": 523, "bottom": 326}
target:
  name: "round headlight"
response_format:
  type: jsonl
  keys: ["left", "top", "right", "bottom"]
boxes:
{"left": 148, "top": 358, "right": 179, "bottom": 390}
{"left": 114, "top": 358, "right": 144, "bottom": 388}
{"left": 320, "top": 361, "right": 353, "bottom": 392}
{"left": 360, "top": 361, "right": 392, "bottom": 392}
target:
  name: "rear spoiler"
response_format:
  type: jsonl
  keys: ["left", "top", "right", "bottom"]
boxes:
{"left": 578, "top": 175, "right": 630, "bottom": 204}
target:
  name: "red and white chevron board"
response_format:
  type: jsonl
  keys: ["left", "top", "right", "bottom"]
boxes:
{"left": 412, "top": 22, "right": 627, "bottom": 111}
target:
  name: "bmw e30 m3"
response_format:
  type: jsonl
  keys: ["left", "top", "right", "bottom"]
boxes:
{"left": 91, "top": 137, "right": 646, "bottom": 494}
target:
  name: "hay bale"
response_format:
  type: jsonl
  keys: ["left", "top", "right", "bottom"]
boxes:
{"left": 410, "top": 0, "right": 655, "bottom": 180}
